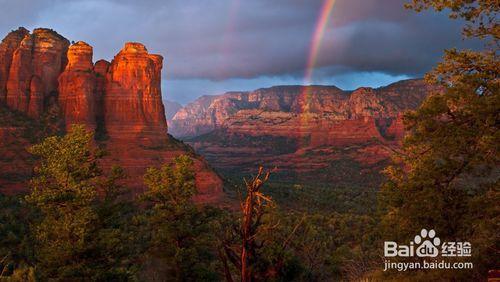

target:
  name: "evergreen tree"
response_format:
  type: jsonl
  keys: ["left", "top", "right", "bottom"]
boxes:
{"left": 0, "top": 194, "right": 34, "bottom": 280}
{"left": 140, "top": 155, "right": 221, "bottom": 281}
{"left": 26, "top": 125, "right": 139, "bottom": 280}
{"left": 379, "top": 1, "right": 499, "bottom": 280}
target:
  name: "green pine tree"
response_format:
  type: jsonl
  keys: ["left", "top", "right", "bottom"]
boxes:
{"left": 26, "top": 124, "right": 140, "bottom": 280}
{"left": 378, "top": 1, "right": 499, "bottom": 280}
{"left": 139, "top": 155, "right": 221, "bottom": 281}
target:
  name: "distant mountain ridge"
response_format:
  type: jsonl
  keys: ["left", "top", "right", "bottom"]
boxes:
{"left": 169, "top": 79, "right": 439, "bottom": 185}
{"left": 163, "top": 99, "right": 182, "bottom": 121}
{"left": 170, "top": 79, "right": 433, "bottom": 139}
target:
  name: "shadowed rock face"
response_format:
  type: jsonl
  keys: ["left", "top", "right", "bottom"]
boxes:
{"left": 164, "top": 100, "right": 182, "bottom": 121}
{"left": 94, "top": 59, "right": 110, "bottom": 132}
{"left": 0, "top": 29, "right": 224, "bottom": 203}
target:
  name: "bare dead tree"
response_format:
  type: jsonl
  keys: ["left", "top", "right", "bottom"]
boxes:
{"left": 220, "top": 166, "right": 272, "bottom": 282}
{"left": 219, "top": 166, "right": 305, "bottom": 282}
{"left": 240, "top": 167, "right": 271, "bottom": 282}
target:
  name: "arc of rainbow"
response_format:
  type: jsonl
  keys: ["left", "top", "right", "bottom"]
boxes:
{"left": 304, "top": 0, "right": 337, "bottom": 86}
{"left": 298, "top": 0, "right": 336, "bottom": 156}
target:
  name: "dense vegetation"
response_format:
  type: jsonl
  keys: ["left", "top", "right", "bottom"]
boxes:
{"left": 378, "top": 0, "right": 499, "bottom": 280}
{"left": 0, "top": 125, "right": 378, "bottom": 281}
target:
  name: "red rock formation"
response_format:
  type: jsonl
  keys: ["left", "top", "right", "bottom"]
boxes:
{"left": 171, "top": 80, "right": 435, "bottom": 140}
{"left": 0, "top": 27, "right": 29, "bottom": 103}
{"left": 58, "top": 41, "right": 97, "bottom": 130}
{"left": 5, "top": 28, "right": 69, "bottom": 116}
{"left": 384, "top": 114, "right": 406, "bottom": 140}
{"left": 104, "top": 42, "right": 167, "bottom": 143}
{"left": 6, "top": 34, "right": 33, "bottom": 112}
{"left": 0, "top": 29, "right": 224, "bottom": 203}
{"left": 31, "top": 28, "right": 69, "bottom": 99}
{"left": 173, "top": 80, "right": 439, "bottom": 183}
{"left": 101, "top": 42, "right": 222, "bottom": 201}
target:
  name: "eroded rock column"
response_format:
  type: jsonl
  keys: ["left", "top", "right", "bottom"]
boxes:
{"left": 58, "top": 41, "right": 97, "bottom": 130}
{"left": 104, "top": 42, "right": 167, "bottom": 142}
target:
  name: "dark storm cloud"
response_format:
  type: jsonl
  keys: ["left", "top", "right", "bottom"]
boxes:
{"left": 0, "top": 0, "right": 475, "bottom": 80}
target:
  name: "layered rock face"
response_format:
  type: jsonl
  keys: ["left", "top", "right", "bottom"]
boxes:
{"left": 58, "top": 41, "right": 97, "bottom": 130}
{"left": 170, "top": 92, "right": 247, "bottom": 137}
{"left": 171, "top": 80, "right": 434, "bottom": 142}
{"left": 0, "top": 28, "right": 223, "bottom": 202}
{"left": 94, "top": 59, "right": 110, "bottom": 130}
{"left": 100, "top": 43, "right": 221, "bottom": 200}
{"left": 105, "top": 43, "right": 167, "bottom": 143}
{"left": 171, "top": 79, "right": 438, "bottom": 185}
{"left": 4, "top": 28, "right": 69, "bottom": 117}
{"left": 0, "top": 27, "right": 29, "bottom": 103}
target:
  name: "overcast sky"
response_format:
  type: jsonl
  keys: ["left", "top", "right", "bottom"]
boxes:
{"left": 0, "top": 0, "right": 477, "bottom": 104}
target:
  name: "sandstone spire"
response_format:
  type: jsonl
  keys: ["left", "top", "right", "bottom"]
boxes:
{"left": 58, "top": 41, "right": 97, "bottom": 130}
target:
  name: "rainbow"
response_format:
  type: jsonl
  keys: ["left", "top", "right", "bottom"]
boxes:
{"left": 304, "top": 0, "right": 337, "bottom": 85}
{"left": 300, "top": 0, "right": 336, "bottom": 115}
{"left": 298, "top": 0, "right": 336, "bottom": 156}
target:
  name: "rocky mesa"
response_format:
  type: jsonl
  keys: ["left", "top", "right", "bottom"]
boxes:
{"left": 169, "top": 80, "right": 439, "bottom": 186}
{"left": 0, "top": 27, "right": 223, "bottom": 202}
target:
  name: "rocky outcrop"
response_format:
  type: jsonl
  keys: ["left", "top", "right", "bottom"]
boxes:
{"left": 104, "top": 43, "right": 167, "bottom": 143}
{"left": 170, "top": 92, "right": 247, "bottom": 137}
{"left": 0, "top": 28, "right": 224, "bottom": 202}
{"left": 0, "top": 27, "right": 29, "bottom": 103}
{"left": 100, "top": 42, "right": 222, "bottom": 201}
{"left": 58, "top": 41, "right": 97, "bottom": 130}
{"left": 4, "top": 28, "right": 69, "bottom": 117}
{"left": 5, "top": 34, "right": 34, "bottom": 113}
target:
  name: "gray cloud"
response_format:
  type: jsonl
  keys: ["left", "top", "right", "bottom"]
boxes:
{"left": 0, "top": 0, "right": 476, "bottom": 78}
{"left": 0, "top": 0, "right": 478, "bottom": 103}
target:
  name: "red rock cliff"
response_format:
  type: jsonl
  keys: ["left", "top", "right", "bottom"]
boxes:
{"left": 104, "top": 42, "right": 167, "bottom": 143}
{"left": 173, "top": 80, "right": 440, "bottom": 184}
{"left": 4, "top": 28, "right": 69, "bottom": 117}
{"left": 0, "top": 27, "right": 29, "bottom": 104}
{"left": 0, "top": 29, "right": 224, "bottom": 203}
{"left": 170, "top": 80, "right": 436, "bottom": 141}
{"left": 101, "top": 43, "right": 221, "bottom": 201}
{"left": 58, "top": 41, "right": 97, "bottom": 130}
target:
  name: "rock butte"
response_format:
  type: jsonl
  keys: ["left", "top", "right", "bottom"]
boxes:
{"left": 0, "top": 27, "right": 223, "bottom": 202}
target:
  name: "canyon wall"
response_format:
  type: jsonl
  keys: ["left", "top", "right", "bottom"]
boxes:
{"left": 170, "top": 80, "right": 439, "bottom": 185}
{"left": 170, "top": 81, "right": 433, "bottom": 141}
